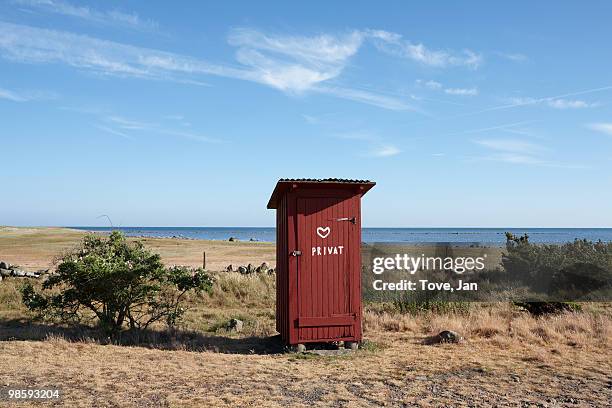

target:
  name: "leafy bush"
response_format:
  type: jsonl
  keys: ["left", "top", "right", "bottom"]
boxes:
{"left": 503, "top": 233, "right": 611, "bottom": 296}
{"left": 503, "top": 233, "right": 611, "bottom": 313}
{"left": 21, "top": 231, "right": 213, "bottom": 335}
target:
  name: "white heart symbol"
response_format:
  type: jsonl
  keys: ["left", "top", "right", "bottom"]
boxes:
{"left": 316, "top": 226, "right": 330, "bottom": 239}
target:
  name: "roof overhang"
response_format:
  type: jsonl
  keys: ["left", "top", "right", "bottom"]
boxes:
{"left": 267, "top": 178, "right": 376, "bottom": 209}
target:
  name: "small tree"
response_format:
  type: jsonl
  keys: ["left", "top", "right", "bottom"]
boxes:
{"left": 22, "top": 231, "right": 213, "bottom": 335}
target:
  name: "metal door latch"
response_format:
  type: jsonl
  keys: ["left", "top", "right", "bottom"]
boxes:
{"left": 291, "top": 250, "right": 302, "bottom": 257}
{"left": 335, "top": 217, "right": 357, "bottom": 224}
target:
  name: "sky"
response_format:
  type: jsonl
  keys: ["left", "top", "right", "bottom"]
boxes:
{"left": 1, "top": 1, "right": 611, "bottom": 228}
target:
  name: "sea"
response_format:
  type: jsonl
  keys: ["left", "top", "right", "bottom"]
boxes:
{"left": 69, "top": 227, "right": 612, "bottom": 245}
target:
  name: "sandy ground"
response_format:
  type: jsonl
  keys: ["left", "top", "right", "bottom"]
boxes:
{"left": 1, "top": 332, "right": 610, "bottom": 407}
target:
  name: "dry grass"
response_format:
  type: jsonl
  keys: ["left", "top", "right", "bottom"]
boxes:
{"left": 1, "top": 308, "right": 610, "bottom": 407}
{"left": 0, "top": 226, "right": 275, "bottom": 272}
{"left": 1, "top": 227, "right": 611, "bottom": 406}
{"left": 2, "top": 275, "right": 610, "bottom": 406}
{"left": 364, "top": 303, "right": 611, "bottom": 350}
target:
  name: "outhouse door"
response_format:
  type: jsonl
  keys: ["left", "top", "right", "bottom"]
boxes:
{"left": 296, "top": 196, "right": 357, "bottom": 341}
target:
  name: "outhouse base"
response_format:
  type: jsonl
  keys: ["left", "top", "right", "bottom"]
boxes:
{"left": 292, "top": 341, "right": 360, "bottom": 353}
{"left": 287, "top": 335, "right": 361, "bottom": 346}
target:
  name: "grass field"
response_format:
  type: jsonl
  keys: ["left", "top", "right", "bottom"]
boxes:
{"left": 0, "top": 226, "right": 275, "bottom": 272}
{"left": 0, "top": 227, "right": 610, "bottom": 407}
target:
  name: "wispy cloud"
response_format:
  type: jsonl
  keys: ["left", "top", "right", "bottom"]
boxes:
{"left": 0, "top": 22, "right": 417, "bottom": 111}
{"left": 472, "top": 137, "right": 585, "bottom": 168}
{"left": 446, "top": 120, "right": 537, "bottom": 137}
{"left": 0, "top": 86, "right": 56, "bottom": 102}
{"left": 95, "top": 125, "right": 133, "bottom": 140}
{"left": 96, "top": 115, "right": 220, "bottom": 143}
{"left": 226, "top": 29, "right": 424, "bottom": 112}
{"left": 0, "top": 22, "right": 483, "bottom": 111}
{"left": 107, "top": 116, "right": 155, "bottom": 130}
{"left": 505, "top": 97, "right": 596, "bottom": 109}
{"left": 334, "top": 131, "right": 378, "bottom": 141}
{"left": 416, "top": 79, "right": 478, "bottom": 97}
{"left": 449, "top": 86, "right": 612, "bottom": 120}
{"left": 474, "top": 138, "right": 544, "bottom": 154}
{"left": 163, "top": 114, "right": 191, "bottom": 127}
{"left": 483, "top": 153, "right": 548, "bottom": 165}
{"left": 547, "top": 99, "right": 597, "bottom": 109}
{"left": 333, "top": 131, "right": 401, "bottom": 158}
{"left": 368, "top": 29, "right": 482, "bottom": 68}
{"left": 474, "top": 138, "right": 544, "bottom": 165}
{"left": 586, "top": 123, "right": 612, "bottom": 136}
{"left": 415, "top": 79, "right": 442, "bottom": 90}
{"left": 301, "top": 114, "right": 319, "bottom": 124}
{"left": 315, "top": 85, "right": 419, "bottom": 111}
{"left": 228, "top": 28, "right": 363, "bottom": 93}
{"left": 0, "top": 21, "right": 266, "bottom": 85}
{"left": 14, "top": 0, "right": 158, "bottom": 30}
{"left": 370, "top": 145, "right": 401, "bottom": 157}
{"left": 496, "top": 52, "right": 528, "bottom": 62}
{"left": 444, "top": 87, "right": 478, "bottom": 96}
{"left": 0, "top": 87, "right": 29, "bottom": 102}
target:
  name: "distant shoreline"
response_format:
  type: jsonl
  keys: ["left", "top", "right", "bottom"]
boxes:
{"left": 66, "top": 226, "right": 612, "bottom": 245}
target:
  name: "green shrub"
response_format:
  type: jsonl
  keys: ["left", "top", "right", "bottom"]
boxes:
{"left": 21, "top": 231, "right": 213, "bottom": 335}
{"left": 503, "top": 233, "right": 611, "bottom": 313}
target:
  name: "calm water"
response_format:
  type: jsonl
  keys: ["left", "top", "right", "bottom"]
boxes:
{"left": 69, "top": 227, "right": 612, "bottom": 245}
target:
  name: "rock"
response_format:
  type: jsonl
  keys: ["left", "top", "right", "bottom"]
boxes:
{"left": 226, "top": 264, "right": 234, "bottom": 272}
{"left": 267, "top": 268, "right": 275, "bottom": 275}
{"left": 437, "top": 330, "right": 463, "bottom": 343}
{"left": 227, "top": 318, "right": 243, "bottom": 333}
{"left": 0, "top": 275, "right": 2, "bottom": 282}
{"left": 0, "top": 268, "right": 11, "bottom": 277}
{"left": 246, "top": 263, "right": 254, "bottom": 274}
{"left": 255, "top": 262, "right": 270, "bottom": 273}
{"left": 12, "top": 269, "right": 27, "bottom": 277}
{"left": 424, "top": 330, "right": 463, "bottom": 345}
{"left": 25, "top": 271, "right": 39, "bottom": 278}
{"left": 228, "top": 237, "right": 238, "bottom": 242}
{"left": 0, "top": 261, "right": 9, "bottom": 269}
{"left": 238, "top": 266, "right": 247, "bottom": 274}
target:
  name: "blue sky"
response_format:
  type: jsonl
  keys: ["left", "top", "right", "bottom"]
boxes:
{"left": 1, "top": 1, "right": 611, "bottom": 227}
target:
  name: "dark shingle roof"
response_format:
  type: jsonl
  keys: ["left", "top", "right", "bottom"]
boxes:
{"left": 277, "top": 178, "right": 373, "bottom": 184}
{"left": 267, "top": 178, "right": 375, "bottom": 209}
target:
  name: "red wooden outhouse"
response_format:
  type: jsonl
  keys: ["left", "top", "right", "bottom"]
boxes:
{"left": 267, "top": 178, "right": 375, "bottom": 349}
